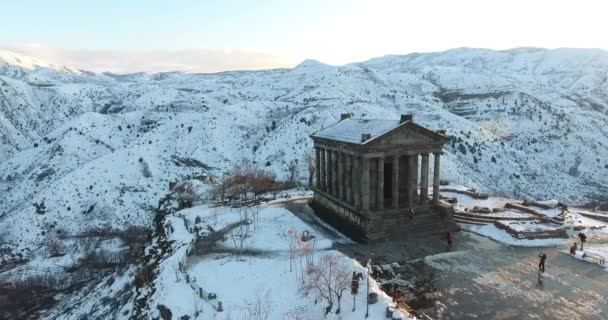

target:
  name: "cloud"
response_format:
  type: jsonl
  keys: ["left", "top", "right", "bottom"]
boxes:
{"left": 3, "top": 45, "right": 299, "bottom": 73}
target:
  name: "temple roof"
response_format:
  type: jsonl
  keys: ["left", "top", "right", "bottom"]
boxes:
{"left": 311, "top": 119, "right": 401, "bottom": 144}
{"left": 311, "top": 118, "right": 445, "bottom": 145}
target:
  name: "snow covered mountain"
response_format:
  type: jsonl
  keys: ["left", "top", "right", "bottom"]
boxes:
{"left": 1, "top": 48, "right": 608, "bottom": 309}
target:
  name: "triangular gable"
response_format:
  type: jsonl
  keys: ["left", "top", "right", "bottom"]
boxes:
{"left": 364, "top": 121, "right": 446, "bottom": 146}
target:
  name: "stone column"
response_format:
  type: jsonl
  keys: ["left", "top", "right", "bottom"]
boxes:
{"left": 337, "top": 152, "right": 344, "bottom": 201}
{"left": 369, "top": 159, "right": 377, "bottom": 210}
{"left": 353, "top": 157, "right": 361, "bottom": 209}
{"left": 377, "top": 157, "right": 384, "bottom": 210}
{"left": 315, "top": 147, "right": 321, "bottom": 189}
{"left": 361, "top": 157, "right": 370, "bottom": 211}
{"left": 392, "top": 155, "right": 399, "bottom": 209}
{"left": 406, "top": 155, "right": 415, "bottom": 208}
{"left": 398, "top": 156, "right": 408, "bottom": 208}
{"left": 420, "top": 153, "right": 429, "bottom": 204}
{"left": 346, "top": 155, "right": 353, "bottom": 204}
{"left": 332, "top": 150, "right": 338, "bottom": 196}
{"left": 320, "top": 148, "right": 326, "bottom": 191}
{"left": 326, "top": 150, "right": 332, "bottom": 194}
{"left": 433, "top": 152, "right": 441, "bottom": 204}
{"left": 412, "top": 154, "right": 419, "bottom": 203}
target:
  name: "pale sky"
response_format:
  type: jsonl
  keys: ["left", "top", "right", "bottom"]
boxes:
{"left": 1, "top": 0, "right": 607, "bottom": 73}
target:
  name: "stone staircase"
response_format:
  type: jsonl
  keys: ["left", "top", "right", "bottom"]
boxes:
{"left": 452, "top": 211, "right": 538, "bottom": 226}
{"left": 453, "top": 212, "right": 493, "bottom": 225}
{"left": 382, "top": 208, "right": 454, "bottom": 239}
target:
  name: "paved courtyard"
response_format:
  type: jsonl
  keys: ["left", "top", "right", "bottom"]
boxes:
{"left": 287, "top": 202, "right": 608, "bottom": 320}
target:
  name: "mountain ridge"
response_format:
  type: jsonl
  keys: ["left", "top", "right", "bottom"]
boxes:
{"left": 1, "top": 47, "right": 607, "bottom": 257}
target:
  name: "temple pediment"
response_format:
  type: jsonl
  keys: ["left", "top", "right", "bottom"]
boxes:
{"left": 311, "top": 116, "right": 446, "bottom": 147}
{"left": 366, "top": 122, "right": 447, "bottom": 147}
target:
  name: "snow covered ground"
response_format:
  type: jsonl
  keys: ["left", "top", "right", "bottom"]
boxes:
{"left": 150, "top": 200, "right": 414, "bottom": 319}
{"left": 2, "top": 47, "right": 608, "bottom": 317}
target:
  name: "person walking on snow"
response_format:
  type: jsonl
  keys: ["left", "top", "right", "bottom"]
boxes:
{"left": 409, "top": 208, "right": 415, "bottom": 220}
{"left": 538, "top": 253, "right": 547, "bottom": 272}
{"left": 447, "top": 232, "right": 454, "bottom": 249}
{"left": 578, "top": 233, "right": 587, "bottom": 250}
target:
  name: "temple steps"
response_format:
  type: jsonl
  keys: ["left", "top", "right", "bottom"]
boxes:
{"left": 453, "top": 217, "right": 487, "bottom": 225}
{"left": 452, "top": 212, "right": 495, "bottom": 225}
{"left": 382, "top": 211, "right": 448, "bottom": 238}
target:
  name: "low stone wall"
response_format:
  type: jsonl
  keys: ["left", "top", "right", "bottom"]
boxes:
{"left": 454, "top": 210, "right": 536, "bottom": 221}
{"left": 494, "top": 221, "right": 568, "bottom": 240}
{"left": 505, "top": 203, "right": 545, "bottom": 217}
{"left": 441, "top": 188, "right": 489, "bottom": 200}
{"left": 521, "top": 200, "right": 554, "bottom": 210}
{"left": 575, "top": 211, "right": 608, "bottom": 223}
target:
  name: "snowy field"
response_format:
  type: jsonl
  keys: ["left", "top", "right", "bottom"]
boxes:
{"left": 150, "top": 200, "right": 413, "bottom": 320}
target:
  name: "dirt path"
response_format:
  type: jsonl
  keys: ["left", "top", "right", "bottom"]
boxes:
{"left": 282, "top": 198, "right": 351, "bottom": 243}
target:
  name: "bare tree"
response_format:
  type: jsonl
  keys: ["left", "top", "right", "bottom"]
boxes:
{"left": 283, "top": 227, "right": 299, "bottom": 273}
{"left": 230, "top": 208, "right": 251, "bottom": 257}
{"left": 303, "top": 151, "right": 316, "bottom": 189}
{"left": 287, "top": 159, "right": 299, "bottom": 186}
{"left": 330, "top": 262, "right": 350, "bottom": 315}
{"left": 250, "top": 206, "right": 261, "bottom": 230}
{"left": 299, "top": 254, "right": 351, "bottom": 317}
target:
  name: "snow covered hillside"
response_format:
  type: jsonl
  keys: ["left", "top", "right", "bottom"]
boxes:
{"left": 1, "top": 47, "right": 608, "bottom": 271}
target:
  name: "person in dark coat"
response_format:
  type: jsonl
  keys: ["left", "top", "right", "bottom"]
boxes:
{"left": 447, "top": 232, "right": 454, "bottom": 249}
{"left": 578, "top": 233, "right": 587, "bottom": 250}
{"left": 538, "top": 253, "right": 547, "bottom": 272}
{"left": 409, "top": 208, "right": 415, "bottom": 220}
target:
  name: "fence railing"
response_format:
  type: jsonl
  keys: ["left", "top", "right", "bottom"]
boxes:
{"left": 174, "top": 213, "right": 224, "bottom": 312}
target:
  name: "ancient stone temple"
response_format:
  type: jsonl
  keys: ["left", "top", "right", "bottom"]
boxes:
{"left": 310, "top": 114, "right": 455, "bottom": 241}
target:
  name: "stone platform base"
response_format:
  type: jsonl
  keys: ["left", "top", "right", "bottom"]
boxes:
{"left": 311, "top": 191, "right": 458, "bottom": 242}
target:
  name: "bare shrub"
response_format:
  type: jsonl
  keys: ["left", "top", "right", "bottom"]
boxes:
{"left": 47, "top": 239, "right": 65, "bottom": 257}
{"left": 172, "top": 181, "right": 196, "bottom": 209}
{"left": 134, "top": 265, "right": 154, "bottom": 288}
{"left": 281, "top": 311, "right": 315, "bottom": 320}
{"left": 79, "top": 249, "right": 123, "bottom": 269}
{"left": 212, "top": 164, "right": 277, "bottom": 204}
{"left": 250, "top": 169, "right": 275, "bottom": 199}
{"left": 243, "top": 289, "right": 274, "bottom": 320}
{"left": 140, "top": 158, "right": 152, "bottom": 178}
{"left": 120, "top": 226, "right": 149, "bottom": 249}
{"left": 157, "top": 304, "right": 172, "bottom": 320}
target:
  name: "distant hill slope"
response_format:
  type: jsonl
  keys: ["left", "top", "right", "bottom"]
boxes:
{"left": 1, "top": 47, "right": 608, "bottom": 253}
